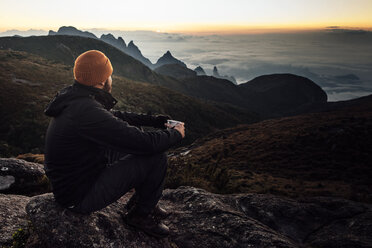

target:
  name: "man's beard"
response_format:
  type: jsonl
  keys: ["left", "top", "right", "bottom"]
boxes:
{"left": 103, "top": 80, "right": 112, "bottom": 93}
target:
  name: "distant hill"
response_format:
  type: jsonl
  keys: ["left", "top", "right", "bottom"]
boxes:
{"left": 154, "top": 63, "right": 197, "bottom": 79}
{"left": 49, "top": 26, "right": 97, "bottom": 39}
{"left": 166, "top": 95, "right": 372, "bottom": 203}
{"left": 0, "top": 49, "right": 258, "bottom": 156}
{"left": 238, "top": 73, "right": 328, "bottom": 117}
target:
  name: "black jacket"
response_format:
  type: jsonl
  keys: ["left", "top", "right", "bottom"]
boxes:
{"left": 44, "top": 81, "right": 182, "bottom": 207}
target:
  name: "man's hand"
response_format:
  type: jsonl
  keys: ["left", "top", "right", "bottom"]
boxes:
{"left": 165, "top": 122, "right": 185, "bottom": 138}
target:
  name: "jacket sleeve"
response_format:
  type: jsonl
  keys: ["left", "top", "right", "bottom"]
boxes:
{"left": 111, "top": 110, "right": 155, "bottom": 127}
{"left": 76, "top": 102, "right": 182, "bottom": 155}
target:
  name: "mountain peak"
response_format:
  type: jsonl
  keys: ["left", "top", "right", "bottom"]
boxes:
{"left": 155, "top": 51, "right": 187, "bottom": 69}
{"left": 100, "top": 33, "right": 127, "bottom": 51}
{"left": 100, "top": 33, "right": 115, "bottom": 39}
{"left": 194, "top": 66, "right": 206, "bottom": 76}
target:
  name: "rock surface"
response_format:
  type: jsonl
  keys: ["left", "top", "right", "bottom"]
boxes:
{"left": 0, "top": 193, "right": 30, "bottom": 246}
{"left": 25, "top": 186, "right": 372, "bottom": 248}
{"left": 0, "top": 158, "right": 49, "bottom": 195}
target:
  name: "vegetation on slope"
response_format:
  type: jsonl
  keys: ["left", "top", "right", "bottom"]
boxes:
{"left": 166, "top": 98, "right": 372, "bottom": 203}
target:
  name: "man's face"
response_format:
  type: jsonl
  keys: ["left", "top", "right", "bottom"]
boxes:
{"left": 103, "top": 76, "right": 112, "bottom": 93}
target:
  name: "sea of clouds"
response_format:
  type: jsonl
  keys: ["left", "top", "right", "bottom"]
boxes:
{"left": 101, "top": 28, "right": 372, "bottom": 101}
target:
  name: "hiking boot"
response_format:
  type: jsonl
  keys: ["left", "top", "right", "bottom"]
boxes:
{"left": 151, "top": 205, "right": 170, "bottom": 219}
{"left": 125, "top": 194, "right": 169, "bottom": 219}
{"left": 123, "top": 207, "right": 170, "bottom": 238}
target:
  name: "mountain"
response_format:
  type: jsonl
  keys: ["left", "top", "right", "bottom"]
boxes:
{"left": 166, "top": 94, "right": 372, "bottom": 203}
{"left": 154, "top": 51, "right": 187, "bottom": 69}
{"left": 0, "top": 34, "right": 170, "bottom": 84}
{"left": 194, "top": 66, "right": 206, "bottom": 76}
{"left": 49, "top": 26, "right": 97, "bottom": 39}
{"left": 100, "top": 33, "right": 127, "bottom": 51}
{"left": 154, "top": 63, "right": 197, "bottom": 79}
{"left": 0, "top": 49, "right": 257, "bottom": 156}
{"left": 0, "top": 29, "right": 47, "bottom": 37}
{"left": 49, "top": 26, "right": 154, "bottom": 68}
{"left": 238, "top": 73, "right": 328, "bottom": 117}
{"left": 213, "top": 66, "right": 237, "bottom": 84}
{"left": 125, "top": 40, "right": 153, "bottom": 68}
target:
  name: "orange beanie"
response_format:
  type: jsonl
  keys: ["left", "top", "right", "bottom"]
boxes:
{"left": 73, "top": 50, "right": 113, "bottom": 86}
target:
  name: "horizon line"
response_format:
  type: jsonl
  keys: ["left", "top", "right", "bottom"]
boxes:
{"left": 1, "top": 25, "right": 372, "bottom": 35}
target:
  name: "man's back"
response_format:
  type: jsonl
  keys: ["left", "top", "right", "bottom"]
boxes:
{"left": 44, "top": 83, "right": 110, "bottom": 207}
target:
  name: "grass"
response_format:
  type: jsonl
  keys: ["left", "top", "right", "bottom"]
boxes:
{"left": 165, "top": 104, "right": 372, "bottom": 203}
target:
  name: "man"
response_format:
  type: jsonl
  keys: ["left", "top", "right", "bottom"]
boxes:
{"left": 44, "top": 50, "right": 185, "bottom": 238}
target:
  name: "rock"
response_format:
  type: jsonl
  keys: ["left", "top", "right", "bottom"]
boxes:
{"left": 0, "top": 194, "right": 30, "bottom": 246}
{"left": 26, "top": 191, "right": 172, "bottom": 248}
{"left": 0, "top": 158, "right": 49, "bottom": 195}
{"left": 25, "top": 186, "right": 372, "bottom": 247}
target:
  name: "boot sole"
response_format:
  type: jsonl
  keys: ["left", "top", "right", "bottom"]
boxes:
{"left": 122, "top": 215, "right": 169, "bottom": 238}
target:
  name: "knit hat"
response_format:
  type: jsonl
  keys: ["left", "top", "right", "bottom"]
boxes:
{"left": 73, "top": 50, "right": 113, "bottom": 86}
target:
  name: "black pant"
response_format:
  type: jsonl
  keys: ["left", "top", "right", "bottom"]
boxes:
{"left": 69, "top": 150, "right": 168, "bottom": 215}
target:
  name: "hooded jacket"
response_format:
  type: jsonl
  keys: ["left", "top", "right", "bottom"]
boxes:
{"left": 44, "top": 81, "right": 182, "bottom": 207}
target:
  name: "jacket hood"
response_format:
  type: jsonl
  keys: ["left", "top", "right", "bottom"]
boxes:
{"left": 44, "top": 81, "right": 118, "bottom": 117}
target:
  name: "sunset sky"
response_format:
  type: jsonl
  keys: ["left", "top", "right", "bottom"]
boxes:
{"left": 0, "top": 0, "right": 372, "bottom": 34}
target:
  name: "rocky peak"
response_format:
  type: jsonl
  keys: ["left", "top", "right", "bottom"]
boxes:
{"left": 213, "top": 66, "right": 220, "bottom": 77}
{"left": 127, "top": 40, "right": 136, "bottom": 48}
{"left": 117, "top": 36, "right": 126, "bottom": 47}
{"left": 194, "top": 66, "right": 206, "bottom": 76}
{"left": 100, "top": 33, "right": 127, "bottom": 50}
{"left": 125, "top": 41, "right": 153, "bottom": 68}
{"left": 100, "top": 33, "right": 115, "bottom": 40}
{"left": 155, "top": 50, "right": 187, "bottom": 69}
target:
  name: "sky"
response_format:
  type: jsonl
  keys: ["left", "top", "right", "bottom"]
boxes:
{"left": 1, "top": 0, "right": 372, "bottom": 34}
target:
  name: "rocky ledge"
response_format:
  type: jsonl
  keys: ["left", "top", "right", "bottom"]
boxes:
{"left": 22, "top": 186, "right": 372, "bottom": 248}
{"left": 0, "top": 158, "right": 49, "bottom": 196}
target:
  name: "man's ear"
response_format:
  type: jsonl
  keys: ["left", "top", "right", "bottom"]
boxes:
{"left": 94, "top": 81, "right": 105, "bottom": 89}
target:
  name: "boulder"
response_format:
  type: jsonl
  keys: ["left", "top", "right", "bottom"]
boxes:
{"left": 0, "top": 193, "right": 30, "bottom": 246}
{"left": 0, "top": 158, "right": 50, "bottom": 195}
{"left": 25, "top": 186, "right": 372, "bottom": 248}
